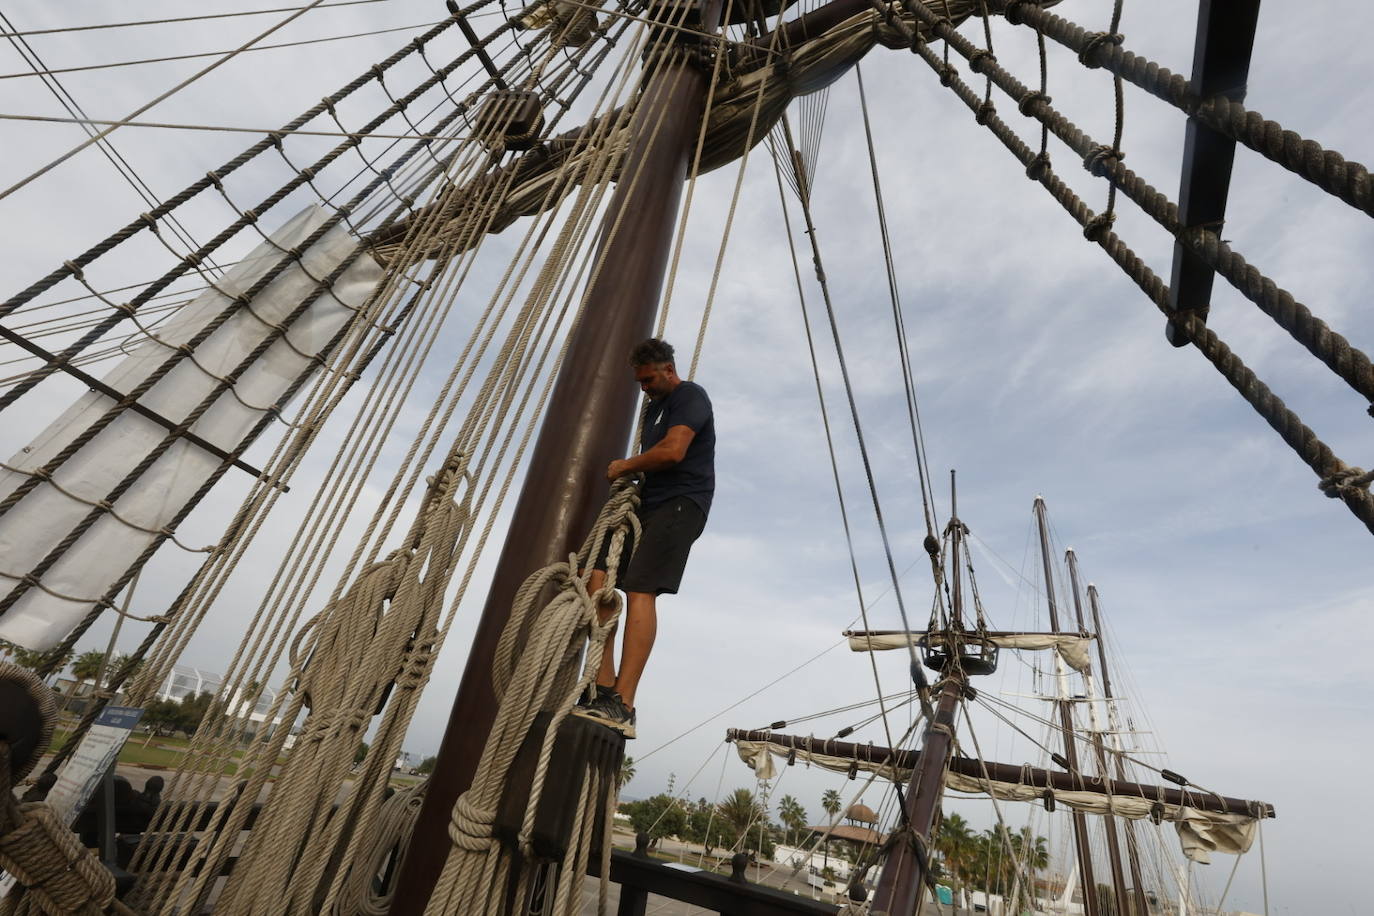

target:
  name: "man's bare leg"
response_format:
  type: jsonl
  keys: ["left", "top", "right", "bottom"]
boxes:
{"left": 614, "top": 591, "right": 657, "bottom": 710}
{"left": 586, "top": 568, "right": 618, "bottom": 688}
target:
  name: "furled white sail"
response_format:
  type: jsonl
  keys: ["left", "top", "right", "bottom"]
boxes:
{"left": 0, "top": 205, "right": 383, "bottom": 650}
{"left": 846, "top": 631, "right": 1096, "bottom": 673}
{"left": 734, "top": 739, "right": 1258, "bottom": 863}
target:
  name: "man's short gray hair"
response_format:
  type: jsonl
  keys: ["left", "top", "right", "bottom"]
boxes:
{"left": 629, "top": 338, "right": 675, "bottom": 367}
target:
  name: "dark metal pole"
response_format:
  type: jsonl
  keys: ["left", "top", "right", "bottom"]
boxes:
{"left": 387, "top": 3, "right": 723, "bottom": 910}
{"left": 1089, "top": 584, "right": 1150, "bottom": 916}
{"left": 1033, "top": 498, "right": 1099, "bottom": 916}
{"left": 1066, "top": 552, "right": 1130, "bottom": 916}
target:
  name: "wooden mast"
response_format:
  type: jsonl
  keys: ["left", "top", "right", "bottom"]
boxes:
{"left": 387, "top": 1, "right": 724, "bottom": 910}
{"left": 1066, "top": 548, "right": 1131, "bottom": 916}
{"left": 872, "top": 473, "right": 964, "bottom": 915}
{"left": 1088, "top": 582, "right": 1152, "bottom": 916}
{"left": 1033, "top": 497, "right": 1100, "bottom": 916}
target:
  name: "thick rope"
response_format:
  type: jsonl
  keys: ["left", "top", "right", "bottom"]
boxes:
{"left": 0, "top": 664, "right": 56, "bottom": 783}
{"left": 904, "top": 0, "right": 1374, "bottom": 405}
{"left": 332, "top": 781, "right": 428, "bottom": 916}
{"left": 125, "top": 18, "right": 648, "bottom": 907}
{"left": 991, "top": 0, "right": 1374, "bottom": 219}
{"left": 424, "top": 480, "right": 640, "bottom": 914}
{"left": 0, "top": 686, "right": 134, "bottom": 916}
{"left": 899, "top": 6, "right": 1374, "bottom": 536}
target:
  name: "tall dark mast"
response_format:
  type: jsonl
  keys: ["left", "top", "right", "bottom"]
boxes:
{"left": 1066, "top": 548, "right": 1130, "bottom": 916}
{"left": 872, "top": 473, "right": 965, "bottom": 914}
{"left": 1033, "top": 497, "right": 1100, "bottom": 916}
{"left": 1089, "top": 583, "right": 1151, "bottom": 916}
{"left": 388, "top": 1, "right": 725, "bottom": 910}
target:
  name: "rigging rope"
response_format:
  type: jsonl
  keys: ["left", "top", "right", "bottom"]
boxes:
{"left": 0, "top": 20, "right": 449, "bottom": 81}
{"left": 0, "top": 0, "right": 336, "bottom": 203}
{"left": 424, "top": 483, "right": 640, "bottom": 914}
{"left": 0, "top": 1, "right": 395, "bottom": 39}
{"left": 896, "top": 0, "right": 1374, "bottom": 536}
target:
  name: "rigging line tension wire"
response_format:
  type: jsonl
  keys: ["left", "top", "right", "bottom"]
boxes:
{"left": 778, "top": 120, "right": 927, "bottom": 677}
{"left": 854, "top": 63, "right": 938, "bottom": 540}
{"left": 0, "top": 0, "right": 333, "bottom": 204}
{"left": 771, "top": 133, "right": 902, "bottom": 752}
{"left": 0, "top": 11, "right": 229, "bottom": 278}
{"left": 0, "top": 112, "right": 473, "bottom": 142}
{"left": 0, "top": 20, "right": 448, "bottom": 81}
{"left": 0, "top": 0, "right": 393, "bottom": 38}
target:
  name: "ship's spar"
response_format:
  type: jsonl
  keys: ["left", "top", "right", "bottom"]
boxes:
{"left": 731, "top": 491, "right": 1275, "bottom": 913}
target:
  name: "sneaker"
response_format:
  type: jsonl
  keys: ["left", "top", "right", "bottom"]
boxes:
{"left": 576, "top": 683, "right": 615, "bottom": 709}
{"left": 570, "top": 690, "right": 636, "bottom": 739}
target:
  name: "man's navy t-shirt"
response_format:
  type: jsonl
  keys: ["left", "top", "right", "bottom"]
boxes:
{"left": 640, "top": 380, "right": 714, "bottom": 516}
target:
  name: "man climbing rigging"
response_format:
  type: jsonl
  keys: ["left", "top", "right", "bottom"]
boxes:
{"left": 573, "top": 338, "right": 714, "bottom": 739}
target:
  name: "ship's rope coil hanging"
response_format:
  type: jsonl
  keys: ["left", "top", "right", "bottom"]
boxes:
{"left": 204, "top": 457, "right": 473, "bottom": 914}
{"left": 0, "top": 663, "right": 136, "bottom": 916}
{"left": 424, "top": 478, "right": 640, "bottom": 914}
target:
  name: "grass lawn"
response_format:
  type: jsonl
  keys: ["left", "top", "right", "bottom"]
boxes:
{"left": 49, "top": 728, "right": 243, "bottom": 773}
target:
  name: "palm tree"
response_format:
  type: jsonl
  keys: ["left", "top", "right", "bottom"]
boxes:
{"left": 777, "top": 794, "right": 807, "bottom": 846}
{"left": 618, "top": 755, "right": 636, "bottom": 790}
{"left": 716, "top": 788, "right": 766, "bottom": 851}
{"left": 934, "top": 813, "right": 976, "bottom": 901}
{"left": 71, "top": 650, "right": 106, "bottom": 689}
{"left": 820, "top": 789, "right": 841, "bottom": 823}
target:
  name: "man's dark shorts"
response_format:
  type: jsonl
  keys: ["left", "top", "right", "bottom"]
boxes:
{"left": 593, "top": 496, "right": 706, "bottom": 596}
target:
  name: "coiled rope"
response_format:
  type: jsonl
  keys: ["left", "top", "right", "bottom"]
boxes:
{"left": 0, "top": 664, "right": 135, "bottom": 916}
{"left": 424, "top": 479, "right": 640, "bottom": 915}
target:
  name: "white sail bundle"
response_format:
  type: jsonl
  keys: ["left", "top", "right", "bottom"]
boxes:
{"left": 0, "top": 205, "right": 383, "bottom": 650}
{"left": 734, "top": 739, "right": 1258, "bottom": 863}
{"left": 846, "top": 630, "right": 1097, "bottom": 673}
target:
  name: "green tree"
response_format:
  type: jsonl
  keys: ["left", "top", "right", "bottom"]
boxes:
{"left": 934, "top": 812, "right": 977, "bottom": 896}
{"left": 142, "top": 698, "right": 183, "bottom": 742}
{"left": 417, "top": 755, "right": 437, "bottom": 774}
{"left": 623, "top": 794, "right": 686, "bottom": 846}
{"left": 355, "top": 741, "right": 371, "bottom": 765}
{"left": 0, "top": 640, "right": 69, "bottom": 673}
{"left": 618, "top": 755, "right": 635, "bottom": 790}
{"left": 777, "top": 794, "right": 807, "bottom": 846}
{"left": 716, "top": 788, "right": 773, "bottom": 856}
{"left": 71, "top": 650, "right": 106, "bottom": 686}
{"left": 821, "top": 789, "right": 842, "bottom": 823}
{"left": 177, "top": 691, "right": 215, "bottom": 734}
{"left": 683, "top": 800, "right": 731, "bottom": 855}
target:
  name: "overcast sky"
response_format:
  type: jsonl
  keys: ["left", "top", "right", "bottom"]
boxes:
{"left": 2, "top": 2, "right": 1371, "bottom": 914}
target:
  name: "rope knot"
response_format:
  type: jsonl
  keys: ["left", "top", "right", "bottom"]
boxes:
{"left": 1083, "top": 144, "right": 1123, "bottom": 177}
{"left": 1025, "top": 151, "right": 1051, "bottom": 181}
{"left": 1004, "top": 0, "right": 1034, "bottom": 26}
{"left": 447, "top": 792, "right": 496, "bottom": 851}
{"left": 937, "top": 64, "right": 954, "bottom": 87}
{"left": 1319, "top": 466, "right": 1374, "bottom": 500}
{"left": 1077, "top": 31, "right": 1123, "bottom": 68}
{"left": 974, "top": 100, "right": 996, "bottom": 126}
{"left": 1017, "top": 90, "right": 1051, "bottom": 117}
{"left": 1083, "top": 212, "right": 1115, "bottom": 242}
{"left": 967, "top": 49, "right": 995, "bottom": 74}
